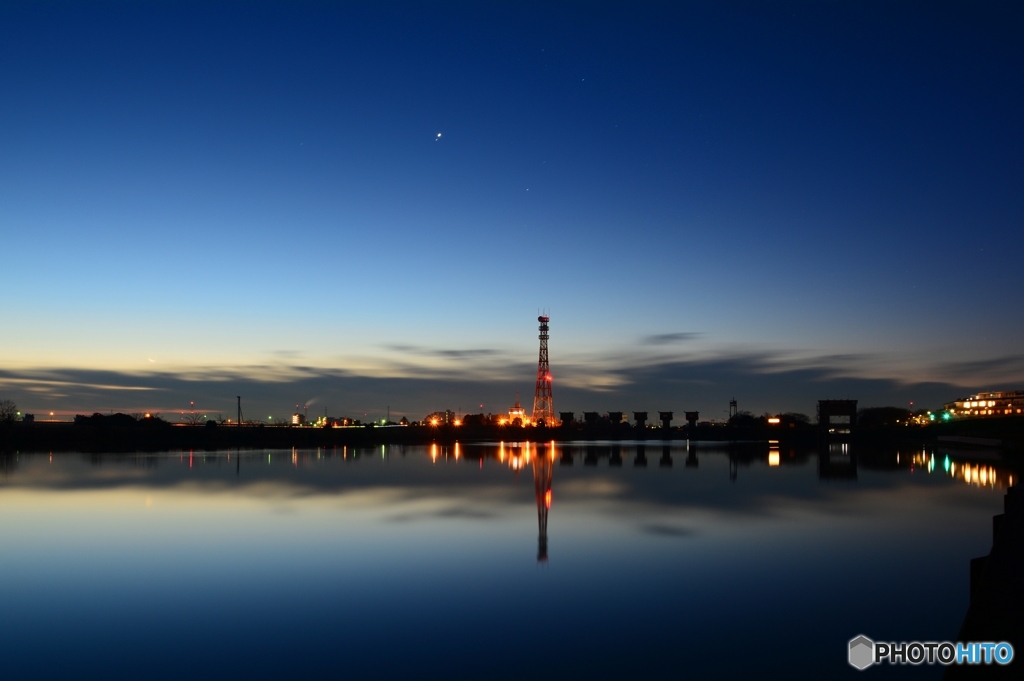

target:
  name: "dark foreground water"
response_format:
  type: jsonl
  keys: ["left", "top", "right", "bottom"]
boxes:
{"left": 0, "top": 442, "right": 1013, "bottom": 680}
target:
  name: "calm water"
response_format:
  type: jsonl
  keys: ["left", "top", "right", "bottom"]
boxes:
{"left": 0, "top": 442, "right": 1012, "bottom": 680}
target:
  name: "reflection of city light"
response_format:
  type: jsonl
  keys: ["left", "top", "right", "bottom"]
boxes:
{"left": 545, "top": 490, "right": 552, "bottom": 508}
{"left": 499, "top": 442, "right": 505, "bottom": 463}
{"left": 769, "top": 452, "right": 780, "bottom": 466}
{"left": 431, "top": 444, "right": 438, "bottom": 462}
{"left": 454, "top": 442, "right": 460, "bottom": 460}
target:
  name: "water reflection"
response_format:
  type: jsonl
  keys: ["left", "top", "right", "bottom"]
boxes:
{"left": 909, "top": 450, "right": 1015, "bottom": 489}
{"left": 1, "top": 441, "right": 1016, "bottom": 572}
{"left": 7, "top": 442, "right": 1014, "bottom": 489}
{"left": 818, "top": 442, "right": 857, "bottom": 480}
{"left": 0, "top": 442, "right": 1015, "bottom": 680}
{"left": 634, "top": 444, "right": 647, "bottom": 467}
{"left": 660, "top": 444, "right": 673, "bottom": 467}
{"left": 533, "top": 444, "right": 553, "bottom": 563}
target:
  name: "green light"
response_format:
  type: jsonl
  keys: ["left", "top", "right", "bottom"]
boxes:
{"left": 929, "top": 414, "right": 935, "bottom": 421}
{"left": 944, "top": 455, "right": 950, "bottom": 472}
{"left": 942, "top": 413, "right": 951, "bottom": 421}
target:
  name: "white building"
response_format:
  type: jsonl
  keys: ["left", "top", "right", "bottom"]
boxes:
{"left": 944, "top": 391, "right": 1024, "bottom": 418}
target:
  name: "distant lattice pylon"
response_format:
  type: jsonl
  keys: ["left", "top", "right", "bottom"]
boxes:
{"left": 531, "top": 315, "right": 554, "bottom": 425}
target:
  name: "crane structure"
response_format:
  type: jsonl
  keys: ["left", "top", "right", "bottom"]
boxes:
{"left": 531, "top": 315, "right": 554, "bottom": 426}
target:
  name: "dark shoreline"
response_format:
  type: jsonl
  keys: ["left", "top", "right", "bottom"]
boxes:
{"left": 3, "top": 417, "right": 1024, "bottom": 461}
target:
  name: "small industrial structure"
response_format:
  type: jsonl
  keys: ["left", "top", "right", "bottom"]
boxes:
{"left": 818, "top": 400, "right": 857, "bottom": 435}
{"left": 507, "top": 395, "right": 527, "bottom": 425}
{"left": 659, "top": 411, "right": 673, "bottom": 429}
{"left": 633, "top": 411, "right": 648, "bottom": 429}
{"left": 944, "top": 391, "right": 1024, "bottom": 418}
{"left": 531, "top": 315, "right": 555, "bottom": 426}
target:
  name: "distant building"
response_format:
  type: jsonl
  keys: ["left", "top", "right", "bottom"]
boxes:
{"left": 314, "top": 416, "right": 349, "bottom": 427}
{"left": 292, "top": 413, "right": 306, "bottom": 425}
{"left": 944, "top": 391, "right": 1024, "bottom": 418}
{"left": 424, "top": 410, "right": 456, "bottom": 426}
{"left": 506, "top": 396, "right": 527, "bottom": 426}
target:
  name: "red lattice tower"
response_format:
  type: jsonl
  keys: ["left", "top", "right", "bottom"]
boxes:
{"left": 531, "top": 315, "right": 554, "bottom": 425}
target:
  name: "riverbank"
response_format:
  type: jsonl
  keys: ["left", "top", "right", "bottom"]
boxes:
{"left": 3, "top": 416, "right": 1024, "bottom": 462}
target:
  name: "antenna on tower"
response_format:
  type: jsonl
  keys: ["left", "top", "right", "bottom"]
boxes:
{"left": 531, "top": 314, "right": 554, "bottom": 426}
{"left": 237, "top": 396, "right": 243, "bottom": 426}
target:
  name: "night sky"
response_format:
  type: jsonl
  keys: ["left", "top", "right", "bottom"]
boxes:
{"left": 2, "top": 1, "right": 1022, "bottom": 422}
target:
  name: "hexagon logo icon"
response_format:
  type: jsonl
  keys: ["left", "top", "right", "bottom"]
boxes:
{"left": 849, "top": 635, "right": 875, "bottom": 670}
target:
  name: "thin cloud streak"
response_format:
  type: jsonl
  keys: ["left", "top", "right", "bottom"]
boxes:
{"left": 642, "top": 332, "right": 702, "bottom": 345}
{"left": 0, "top": 345, "right": 1014, "bottom": 420}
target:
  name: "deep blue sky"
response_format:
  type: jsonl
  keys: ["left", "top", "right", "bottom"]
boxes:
{"left": 1, "top": 1, "right": 1022, "bottom": 421}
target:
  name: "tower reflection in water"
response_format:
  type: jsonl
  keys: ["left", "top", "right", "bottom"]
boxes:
{"left": 534, "top": 443, "right": 553, "bottom": 563}
{"left": 500, "top": 441, "right": 554, "bottom": 563}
